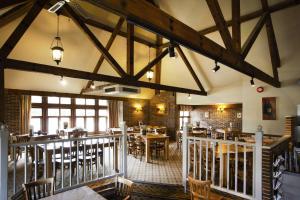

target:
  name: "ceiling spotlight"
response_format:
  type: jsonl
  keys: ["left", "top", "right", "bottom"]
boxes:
{"left": 168, "top": 43, "right": 177, "bottom": 59}
{"left": 250, "top": 77, "right": 255, "bottom": 87}
{"left": 212, "top": 60, "right": 220, "bottom": 72}
{"left": 60, "top": 75, "right": 66, "bottom": 86}
{"left": 188, "top": 94, "right": 192, "bottom": 100}
{"left": 90, "top": 81, "right": 96, "bottom": 89}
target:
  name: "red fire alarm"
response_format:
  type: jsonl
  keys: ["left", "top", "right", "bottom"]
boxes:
{"left": 256, "top": 86, "right": 264, "bottom": 93}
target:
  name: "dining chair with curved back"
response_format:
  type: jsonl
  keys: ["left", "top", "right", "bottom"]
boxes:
{"left": 188, "top": 176, "right": 211, "bottom": 200}
{"left": 22, "top": 177, "right": 54, "bottom": 200}
{"left": 115, "top": 176, "right": 134, "bottom": 200}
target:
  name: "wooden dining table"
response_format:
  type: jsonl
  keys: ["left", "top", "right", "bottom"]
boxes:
{"left": 40, "top": 186, "right": 106, "bottom": 200}
{"left": 142, "top": 133, "right": 169, "bottom": 163}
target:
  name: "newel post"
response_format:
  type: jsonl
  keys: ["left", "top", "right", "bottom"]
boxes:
{"left": 120, "top": 121, "right": 127, "bottom": 178}
{"left": 254, "top": 125, "right": 263, "bottom": 200}
{"left": 0, "top": 123, "right": 8, "bottom": 200}
{"left": 182, "top": 122, "right": 189, "bottom": 192}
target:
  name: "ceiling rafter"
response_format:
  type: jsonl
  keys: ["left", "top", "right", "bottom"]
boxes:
{"left": 176, "top": 46, "right": 206, "bottom": 92}
{"left": 0, "top": 0, "right": 27, "bottom": 9}
{"left": 82, "top": 17, "right": 125, "bottom": 93}
{"left": 64, "top": 3, "right": 128, "bottom": 78}
{"left": 0, "top": 1, "right": 32, "bottom": 28}
{"left": 241, "top": 13, "right": 267, "bottom": 59}
{"left": 232, "top": 0, "right": 241, "bottom": 53}
{"left": 4, "top": 59, "right": 207, "bottom": 95}
{"left": 127, "top": 22, "right": 134, "bottom": 76}
{"left": 261, "top": 0, "right": 281, "bottom": 74}
{"left": 134, "top": 48, "right": 168, "bottom": 80}
{"left": 206, "top": 0, "right": 234, "bottom": 51}
{"left": 86, "top": 0, "right": 280, "bottom": 88}
{"left": 0, "top": 0, "right": 49, "bottom": 59}
{"left": 155, "top": 35, "right": 163, "bottom": 95}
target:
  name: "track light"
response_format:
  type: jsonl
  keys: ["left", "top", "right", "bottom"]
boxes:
{"left": 188, "top": 94, "right": 192, "bottom": 100}
{"left": 250, "top": 77, "right": 255, "bottom": 87}
{"left": 90, "top": 81, "right": 96, "bottom": 89}
{"left": 60, "top": 75, "right": 66, "bottom": 86}
{"left": 212, "top": 61, "right": 220, "bottom": 72}
{"left": 168, "top": 43, "right": 177, "bottom": 58}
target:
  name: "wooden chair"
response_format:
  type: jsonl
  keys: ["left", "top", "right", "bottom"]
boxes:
{"left": 11, "top": 188, "right": 25, "bottom": 200}
{"left": 134, "top": 136, "right": 145, "bottom": 161}
{"left": 188, "top": 176, "right": 211, "bottom": 200}
{"left": 22, "top": 177, "right": 54, "bottom": 200}
{"left": 98, "top": 176, "right": 133, "bottom": 200}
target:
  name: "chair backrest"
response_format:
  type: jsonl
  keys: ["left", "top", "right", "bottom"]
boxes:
{"left": 188, "top": 176, "right": 211, "bottom": 200}
{"left": 23, "top": 177, "right": 54, "bottom": 200}
{"left": 116, "top": 176, "right": 134, "bottom": 200}
{"left": 11, "top": 188, "right": 25, "bottom": 200}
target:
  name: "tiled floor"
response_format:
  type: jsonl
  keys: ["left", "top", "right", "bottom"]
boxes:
{"left": 127, "top": 142, "right": 182, "bottom": 184}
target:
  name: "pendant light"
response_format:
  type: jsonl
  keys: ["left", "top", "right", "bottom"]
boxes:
{"left": 90, "top": 81, "right": 96, "bottom": 89}
{"left": 59, "top": 75, "right": 66, "bottom": 86}
{"left": 146, "top": 47, "right": 154, "bottom": 81}
{"left": 188, "top": 94, "right": 192, "bottom": 100}
{"left": 50, "top": 13, "right": 64, "bottom": 65}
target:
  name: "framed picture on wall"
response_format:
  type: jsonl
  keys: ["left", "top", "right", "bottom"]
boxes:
{"left": 262, "top": 97, "right": 276, "bottom": 120}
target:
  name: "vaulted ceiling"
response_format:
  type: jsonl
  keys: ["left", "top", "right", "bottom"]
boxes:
{"left": 1, "top": 0, "right": 300, "bottom": 99}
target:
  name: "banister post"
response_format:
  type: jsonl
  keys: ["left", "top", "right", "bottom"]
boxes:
{"left": 120, "top": 121, "right": 127, "bottom": 178}
{"left": 0, "top": 123, "right": 8, "bottom": 200}
{"left": 254, "top": 125, "right": 263, "bottom": 200}
{"left": 182, "top": 122, "right": 190, "bottom": 192}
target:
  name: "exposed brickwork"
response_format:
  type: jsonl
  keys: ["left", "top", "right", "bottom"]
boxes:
{"left": 4, "top": 91, "right": 21, "bottom": 133}
{"left": 190, "top": 104, "right": 242, "bottom": 130}
{"left": 123, "top": 98, "right": 150, "bottom": 127}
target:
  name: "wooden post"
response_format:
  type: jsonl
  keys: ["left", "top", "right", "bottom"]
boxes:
{"left": 120, "top": 121, "right": 127, "bottom": 177}
{"left": 254, "top": 127, "right": 263, "bottom": 200}
{"left": 182, "top": 122, "right": 189, "bottom": 192}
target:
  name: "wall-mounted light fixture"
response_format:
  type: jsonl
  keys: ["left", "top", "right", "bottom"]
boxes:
{"left": 217, "top": 105, "right": 225, "bottom": 112}
{"left": 134, "top": 104, "right": 142, "bottom": 112}
{"left": 157, "top": 104, "right": 166, "bottom": 114}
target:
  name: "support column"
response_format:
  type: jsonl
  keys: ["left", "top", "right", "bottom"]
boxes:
{"left": 120, "top": 121, "right": 127, "bottom": 178}
{"left": 182, "top": 122, "right": 189, "bottom": 192}
{"left": 255, "top": 127, "right": 263, "bottom": 200}
{"left": 0, "top": 63, "right": 8, "bottom": 200}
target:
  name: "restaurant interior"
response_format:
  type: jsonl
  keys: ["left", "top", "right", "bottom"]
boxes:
{"left": 0, "top": 0, "right": 300, "bottom": 200}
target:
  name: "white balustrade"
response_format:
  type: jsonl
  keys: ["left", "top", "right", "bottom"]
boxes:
{"left": 182, "top": 123, "right": 263, "bottom": 200}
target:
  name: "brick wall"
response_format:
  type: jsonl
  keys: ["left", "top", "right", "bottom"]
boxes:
{"left": 123, "top": 98, "right": 150, "bottom": 127}
{"left": 190, "top": 104, "right": 242, "bottom": 130}
{"left": 4, "top": 91, "right": 21, "bottom": 133}
{"left": 149, "top": 92, "right": 177, "bottom": 140}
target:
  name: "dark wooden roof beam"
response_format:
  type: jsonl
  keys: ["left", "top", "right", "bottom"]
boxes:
{"left": 232, "top": 0, "right": 241, "bottom": 53}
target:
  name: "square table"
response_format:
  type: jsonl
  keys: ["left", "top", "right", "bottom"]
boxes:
{"left": 40, "top": 186, "right": 107, "bottom": 200}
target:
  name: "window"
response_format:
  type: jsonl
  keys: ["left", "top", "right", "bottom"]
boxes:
{"left": 48, "top": 97, "right": 59, "bottom": 104}
{"left": 99, "top": 109, "right": 108, "bottom": 131}
{"left": 30, "top": 96, "right": 109, "bottom": 133}
{"left": 30, "top": 108, "right": 42, "bottom": 132}
{"left": 179, "top": 111, "right": 190, "bottom": 129}
{"left": 31, "top": 96, "right": 42, "bottom": 103}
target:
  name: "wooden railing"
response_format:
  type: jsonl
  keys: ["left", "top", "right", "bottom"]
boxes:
{"left": 182, "top": 123, "right": 263, "bottom": 200}
{"left": 2, "top": 122, "right": 128, "bottom": 200}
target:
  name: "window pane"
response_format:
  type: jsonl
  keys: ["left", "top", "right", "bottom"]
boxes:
{"left": 75, "top": 98, "right": 85, "bottom": 105}
{"left": 183, "top": 117, "right": 189, "bottom": 123}
{"left": 76, "top": 118, "right": 84, "bottom": 128}
{"left": 30, "top": 118, "right": 41, "bottom": 132}
{"left": 184, "top": 111, "right": 189, "bottom": 117}
{"left": 99, "top": 109, "right": 108, "bottom": 116}
{"left": 48, "top": 97, "right": 59, "bottom": 104}
{"left": 48, "top": 108, "right": 59, "bottom": 116}
{"left": 60, "top": 97, "right": 71, "bottom": 104}
{"left": 76, "top": 109, "right": 85, "bottom": 116}
{"left": 180, "top": 111, "right": 184, "bottom": 117}
{"left": 31, "top": 96, "right": 42, "bottom": 103}
{"left": 31, "top": 108, "right": 42, "bottom": 116}
{"left": 99, "top": 100, "right": 108, "bottom": 106}
{"left": 86, "top": 109, "right": 95, "bottom": 116}
{"left": 61, "top": 109, "right": 71, "bottom": 116}
{"left": 60, "top": 117, "right": 70, "bottom": 129}
{"left": 99, "top": 117, "right": 107, "bottom": 131}
{"left": 86, "top": 99, "right": 95, "bottom": 105}
{"left": 180, "top": 119, "right": 183, "bottom": 129}
{"left": 86, "top": 118, "right": 94, "bottom": 132}
{"left": 48, "top": 118, "right": 58, "bottom": 134}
